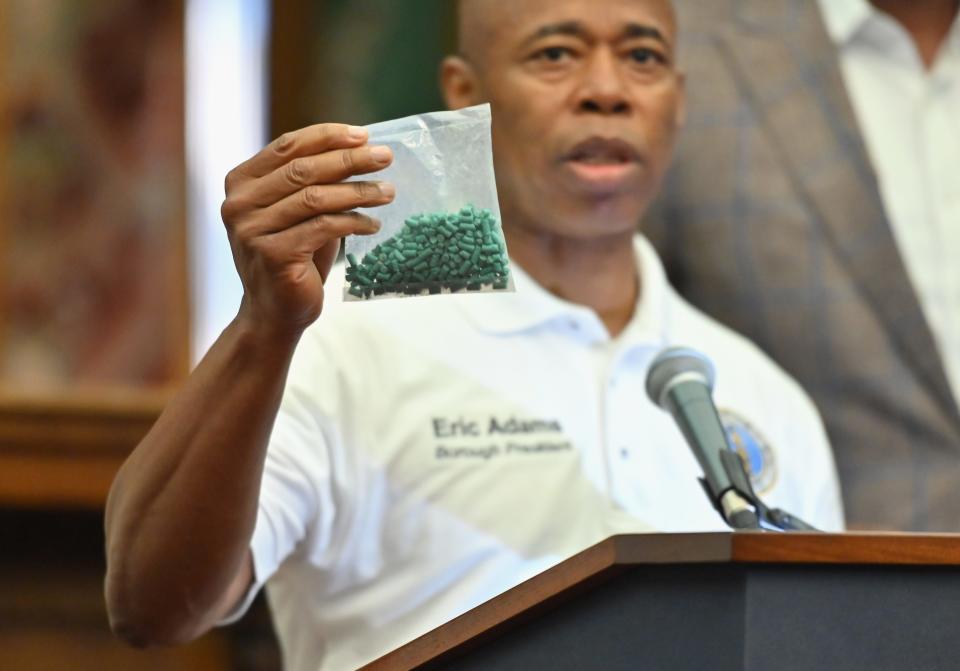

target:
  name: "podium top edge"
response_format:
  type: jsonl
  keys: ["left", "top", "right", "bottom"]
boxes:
{"left": 608, "top": 531, "right": 960, "bottom": 566}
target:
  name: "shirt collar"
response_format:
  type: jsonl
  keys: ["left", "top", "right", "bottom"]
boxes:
{"left": 816, "top": 0, "right": 875, "bottom": 46}
{"left": 457, "top": 235, "right": 670, "bottom": 347}
{"left": 946, "top": 11, "right": 960, "bottom": 54}
{"left": 819, "top": 0, "right": 960, "bottom": 52}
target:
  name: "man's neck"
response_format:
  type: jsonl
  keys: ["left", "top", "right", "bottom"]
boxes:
{"left": 870, "top": 0, "right": 959, "bottom": 69}
{"left": 504, "top": 225, "right": 639, "bottom": 338}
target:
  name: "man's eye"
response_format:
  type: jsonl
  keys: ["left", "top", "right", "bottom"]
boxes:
{"left": 537, "top": 46, "right": 573, "bottom": 62}
{"left": 629, "top": 48, "right": 666, "bottom": 65}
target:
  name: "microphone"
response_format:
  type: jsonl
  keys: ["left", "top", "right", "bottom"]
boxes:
{"left": 645, "top": 347, "right": 760, "bottom": 530}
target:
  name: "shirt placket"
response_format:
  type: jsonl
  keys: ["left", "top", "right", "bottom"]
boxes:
{"left": 601, "top": 346, "right": 661, "bottom": 515}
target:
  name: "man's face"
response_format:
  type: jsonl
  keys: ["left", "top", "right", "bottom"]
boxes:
{"left": 454, "top": 0, "right": 683, "bottom": 239}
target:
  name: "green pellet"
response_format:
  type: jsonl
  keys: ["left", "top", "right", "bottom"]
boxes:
{"left": 346, "top": 253, "right": 358, "bottom": 268}
{"left": 413, "top": 249, "right": 432, "bottom": 266}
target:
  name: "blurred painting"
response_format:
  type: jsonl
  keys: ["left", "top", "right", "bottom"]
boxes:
{"left": 0, "top": 0, "right": 186, "bottom": 392}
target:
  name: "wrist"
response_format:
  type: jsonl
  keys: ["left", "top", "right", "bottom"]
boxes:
{"left": 232, "top": 298, "right": 307, "bottom": 354}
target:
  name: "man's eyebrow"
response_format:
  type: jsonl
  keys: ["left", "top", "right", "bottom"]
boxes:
{"left": 623, "top": 23, "right": 668, "bottom": 45}
{"left": 523, "top": 21, "right": 585, "bottom": 45}
{"left": 521, "top": 21, "right": 669, "bottom": 47}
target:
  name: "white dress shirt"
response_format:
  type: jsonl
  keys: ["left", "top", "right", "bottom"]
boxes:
{"left": 818, "top": 0, "right": 960, "bottom": 406}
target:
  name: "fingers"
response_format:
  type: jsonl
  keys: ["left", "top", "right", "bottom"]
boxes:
{"left": 230, "top": 123, "right": 370, "bottom": 182}
{"left": 229, "top": 181, "right": 395, "bottom": 238}
{"left": 263, "top": 212, "right": 381, "bottom": 260}
{"left": 232, "top": 144, "right": 394, "bottom": 207}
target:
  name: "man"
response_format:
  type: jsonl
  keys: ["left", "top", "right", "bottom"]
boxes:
{"left": 104, "top": 1, "right": 842, "bottom": 669}
{"left": 646, "top": 0, "right": 960, "bottom": 530}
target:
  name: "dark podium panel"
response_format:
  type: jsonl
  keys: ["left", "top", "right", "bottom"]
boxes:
{"left": 362, "top": 532, "right": 960, "bottom": 671}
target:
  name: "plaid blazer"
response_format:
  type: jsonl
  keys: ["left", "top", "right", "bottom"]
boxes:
{"left": 646, "top": 0, "right": 960, "bottom": 531}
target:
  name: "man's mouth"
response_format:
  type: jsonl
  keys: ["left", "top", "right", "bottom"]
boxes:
{"left": 562, "top": 137, "right": 642, "bottom": 193}
{"left": 566, "top": 137, "right": 640, "bottom": 165}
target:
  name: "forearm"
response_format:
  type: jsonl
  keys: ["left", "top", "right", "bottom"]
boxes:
{"left": 104, "top": 312, "right": 301, "bottom": 646}
{"left": 104, "top": 121, "right": 392, "bottom": 647}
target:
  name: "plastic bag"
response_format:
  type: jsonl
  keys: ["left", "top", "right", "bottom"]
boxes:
{"left": 343, "top": 103, "right": 513, "bottom": 301}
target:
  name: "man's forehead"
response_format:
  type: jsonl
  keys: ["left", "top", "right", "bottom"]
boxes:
{"left": 457, "top": 0, "right": 676, "bottom": 63}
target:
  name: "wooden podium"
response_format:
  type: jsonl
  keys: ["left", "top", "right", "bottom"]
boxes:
{"left": 362, "top": 532, "right": 960, "bottom": 671}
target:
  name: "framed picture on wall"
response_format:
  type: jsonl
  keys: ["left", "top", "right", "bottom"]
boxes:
{"left": 0, "top": 0, "right": 188, "bottom": 508}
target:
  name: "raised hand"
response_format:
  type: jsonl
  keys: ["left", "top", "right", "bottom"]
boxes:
{"left": 221, "top": 123, "right": 395, "bottom": 336}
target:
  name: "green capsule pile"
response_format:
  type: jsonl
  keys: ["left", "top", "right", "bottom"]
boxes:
{"left": 345, "top": 204, "right": 510, "bottom": 299}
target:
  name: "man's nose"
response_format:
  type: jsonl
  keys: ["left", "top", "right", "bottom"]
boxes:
{"left": 575, "top": 50, "right": 631, "bottom": 115}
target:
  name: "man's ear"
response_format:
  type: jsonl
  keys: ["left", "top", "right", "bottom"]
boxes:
{"left": 440, "top": 55, "right": 483, "bottom": 109}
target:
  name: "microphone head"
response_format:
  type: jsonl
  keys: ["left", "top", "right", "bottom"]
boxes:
{"left": 645, "top": 346, "right": 716, "bottom": 409}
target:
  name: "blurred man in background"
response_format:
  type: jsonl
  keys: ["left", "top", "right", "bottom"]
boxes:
{"left": 647, "top": 0, "right": 960, "bottom": 531}
{"left": 104, "top": 1, "right": 842, "bottom": 669}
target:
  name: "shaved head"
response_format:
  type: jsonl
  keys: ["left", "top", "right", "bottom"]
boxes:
{"left": 455, "top": 0, "right": 676, "bottom": 69}
{"left": 455, "top": 0, "right": 502, "bottom": 67}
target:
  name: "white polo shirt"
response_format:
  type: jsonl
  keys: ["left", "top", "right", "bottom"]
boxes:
{"left": 231, "top": 235, "right": 843, "bottom": 671}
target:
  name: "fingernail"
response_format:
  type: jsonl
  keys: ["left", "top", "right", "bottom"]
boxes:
{"left": 378, "top": 182, "right": 396, "bottom": 198}
{"left": 347, "top": 125, "right": 367, "bottom": 140}
{"left": 370, "top": 145, "right": 392, "bottom": 163}
{"left": 369, "top": 218, "right": 382, "bottom": 231}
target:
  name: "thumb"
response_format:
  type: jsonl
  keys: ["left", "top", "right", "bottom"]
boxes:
{"left": 314, "top": 238, "right": 343, "bottom": 284}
